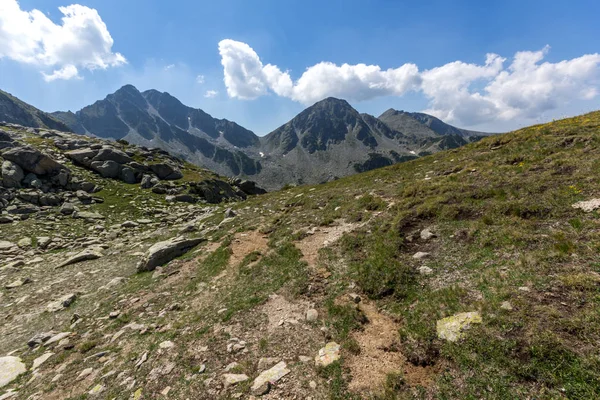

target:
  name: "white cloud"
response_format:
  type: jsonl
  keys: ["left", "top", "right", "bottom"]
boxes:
{"left": 0, "top": 0, "right": 126, "bottom": 81}
{"left": 204, "top": 90, "right": 218, "bottom": 98}
{"left": 196, "top": 74, "right": 205, "bottom": 84}
{"left": 164, "top": 64, "right": 175, "bottom": 71}
{"left": 42, "top": 64, "right": 81, "bottom": 82}
{"left": 218, "top": 39, "right": 420, "bottom": 103}
{"left": 218, "top": 39, "right": 600, "bottom": 126}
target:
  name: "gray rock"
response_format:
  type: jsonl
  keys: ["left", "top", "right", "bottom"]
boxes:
{"left": 150, "top": 163, "right": 183, "bottom": 180}
{"left": 5, "top": 277, "right": 32, "bottom": 289}
{"left": 31, "top": 352, "right": 54, "bottom": 370}
{"left": 0, "top": 356, "right": 26, "bottom": 388}
{"left": 56, "top": 249, "right": 102, "bottom": 269}
{"left": 224, "top": 208, "right": 236, "bottom": 218}
{"left": 173, "top": 194, "right": 197, "bottom": 203}
{"left": 1, "top": 160, "right": 24, "bottom": 188}
{"left": 0, "top": 216, "right": 14, "bottom": 224}
{"left": 120, "top": 167, "right": 136, "bottom": 184}
{"left": 73, "top": 211, "right": 104, "bottom": 220}
{"left": 92, "top": 147, "right": 132, "bottom": 164}
{"left": 2, "top": 146, "right": 66, "bottom": 176}
{"left": 65, "top": 148, "right": 98, "bottom": 166}
{"left": 315, "top": 342, "right": 341, "bottom": 367}
{"left": 37, "top": 237, "right": 52, "bottom": 249}
{"left": 23, "top": 173, "right": 42, "bottom": 188}
{"left": 412, "top": 251, "right": 430, "bottom": 260}
{"left": 306, "top": 309, "right": 318, "bottom": 322}
{"left": 140, "top": 174, "right": 157, "bottom": 189}
{"left": 136, "top": 237, "right": 205, "bottom": 272}
{"left": 90, "top": 160, "right": 120, "bottom": 179}
{"left": 17, "top": 237, "right": 32, "bottom": 248}
{"left": 121, "top": 221, "right": 139, "bottom": 228}
{"left": 27, "top": 332, "right": 56, "bottom": 348}
{"left": 251, "top": 361, "right": 290, "bottom": 395}
{"left": 45, "top": 332, "right": 72, "bottom": 346}
{"left": 79, "top": 181, "right": 96, "bottom": 193}
{"left": 60, "top": 202, "right": 75, "bottom": 215}
{"left": 76, "top": 190, "right": 92, "bottom": 202}
{"left": 418, "top": 266, "right": 433, "bottom": 275}
{"left": 55, "top": 169, "right": 70, "bottom": 187}
{"left": 46, "top": 293, "right": 76, "bottom": 312}
{"left": 222, "top": 373, "right": 249, "bottom": 387}
{"left": 420, "top": 228, "right": 436, "bottom": 240}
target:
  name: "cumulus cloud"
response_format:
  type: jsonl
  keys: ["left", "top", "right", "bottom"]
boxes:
{"left": 204, "top": 90, "right": 218, "bottom": 98}
{"left": 218, "top": 39, "right": 600, "bottom": 126}
{"left": 42, "top": 64, "right": 81, "bottom": 82}
{"left": 218, "top": 39, "right": 420, "bottom": 103}
{"left": 0, "top": 0, "right": 125, "bottom": 80}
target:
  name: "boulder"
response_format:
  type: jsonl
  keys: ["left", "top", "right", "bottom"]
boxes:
{"left": 137, "top": 237, "right": 204, "bottom": 272}
{"left": 1, "top": 160, "right": 24, "bottom": 188}
{"left": 236, "top": 180, "right": 267, "bottom": 195}
{"left": 120, "top": 167, "right": 137, "bottom": 184}
{"left": 90, "top": 160, "right": 121, "bottom": 179}
{"left": 92, "top": 147, "right": 133, "bottom": 164}
{"left": 2, "top": 146, "right": 66, "bottom": 176}
{"left": 0, "top": 129, "right": 13, "bottom": 142}
{"left": 0, "top": 356, "right": 26, "bottom": 388}
{"left": 150, "top": 163, "right": 183, "bottom": 180}
{"left": 65, "top": 148, "right": 98, "bottom": 166}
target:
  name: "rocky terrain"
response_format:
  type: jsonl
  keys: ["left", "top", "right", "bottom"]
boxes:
{"left": 47, "top": 86, "right": 491, "bottom": 190}
{"left": 1, "top": 111, "right": 600, "bottom": 399}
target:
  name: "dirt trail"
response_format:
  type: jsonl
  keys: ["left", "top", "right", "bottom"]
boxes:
{"left": 296, "top": 221, "right": 360, "bottom": 268}
{"left": 347, "top": 302, "right": 404, "bottom": 392}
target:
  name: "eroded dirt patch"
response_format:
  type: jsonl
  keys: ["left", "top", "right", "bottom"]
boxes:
{"left": 229, "top": 230, "right": 269, "bottom": 267}
{"left": 296, "top": 221, "right": 360, "bottom": 268}
{"left": 347, "top": 302, "right": 405, "bottom": 393}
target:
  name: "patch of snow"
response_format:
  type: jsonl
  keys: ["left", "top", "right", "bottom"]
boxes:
{"left": 259, "top": 152, "right": 265, "bottom": 158}
{"left": 409, "top": 150, "right": 416, "bottom": 155}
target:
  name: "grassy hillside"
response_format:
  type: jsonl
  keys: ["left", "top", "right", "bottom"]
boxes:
{"left": 2, "top": 112, "right": 600, "bottom": 399}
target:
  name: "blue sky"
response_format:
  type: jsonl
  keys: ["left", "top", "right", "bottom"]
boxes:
{"left": 1, "top": 0, "right": 599, "bottom": 135}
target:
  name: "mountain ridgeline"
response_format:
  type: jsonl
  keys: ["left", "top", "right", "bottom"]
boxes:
{"left": 2, "top": 85, "right": 491, "bottom": 190}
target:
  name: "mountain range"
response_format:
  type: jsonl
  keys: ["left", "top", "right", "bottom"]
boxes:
{"left": 0, "top": 85, "right": 493, "bottom": 190}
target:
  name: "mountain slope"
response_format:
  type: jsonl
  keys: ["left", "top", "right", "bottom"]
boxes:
{"left": 0, "top": 89, "right": 72, "bottom": 132}
{"left": 257, "top": 98, "right": 488, "bottom": 189}
{"left": 1, "top": 112, "right": 599, "bottom": 399}
{"left": 52, "top": 87, "right": 491, "bottom": 190}
{"left": 52, "top": 85, "right": 262, "bottom": 178}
